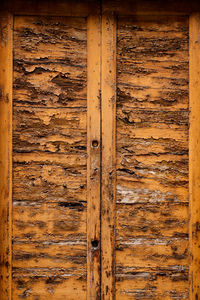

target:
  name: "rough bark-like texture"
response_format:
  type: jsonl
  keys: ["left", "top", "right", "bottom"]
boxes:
{"left": 13, "top": 16, "right": 87, "bottom": 299}
{"left": 116, "top": 17, "right": 189, "bottom": 299}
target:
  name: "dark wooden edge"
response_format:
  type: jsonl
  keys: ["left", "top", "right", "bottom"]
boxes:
{"left": 102, "top": 0, "right": 200, "bottom": 15}
{"left": 1, "top": 2, "right": 200, "bottom": 300}
{"left": 0, "top": 0, "right": 200, "bottom": 17}
{"left": 0, "top": 0, "right": 100, "bottom": 17}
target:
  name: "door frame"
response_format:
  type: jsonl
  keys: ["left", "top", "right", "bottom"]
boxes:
{"left": 1, "top": 1, "right": 200, "bottom": 299}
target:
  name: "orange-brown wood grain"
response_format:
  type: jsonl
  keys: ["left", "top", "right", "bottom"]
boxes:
{"left": 87, "top": 14, "right": 101, "bottom": 300}
{"left": 13, "top": 16, "right": 87, "bottom": 299}
{"left": 189, "top": 13, "right": 200, "bottom": 300}
{"left": 116, "top": 16, "right": 189, "bottom": 299}
{"left": 1, "top": 3, "right": 200, "bottom": 299}
{"left": 0, "top": 13, "right": 13, "bottom": 300}
{"left": 101, "top": 13, "right": 116, "bottom": 300}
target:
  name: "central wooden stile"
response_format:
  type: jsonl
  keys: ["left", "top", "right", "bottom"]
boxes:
{"left": 87, "top": 13, "right": 101, "bottom": 299}
{"left": 87, "top": 12, "right": 116, "bottom": 300}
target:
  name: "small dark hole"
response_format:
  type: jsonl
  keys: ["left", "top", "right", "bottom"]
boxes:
{"left": 92, "top": 140, "right": 99, "bottom": 148}
{"left": 91, "top": 240, "right": 99, "bottom": 249}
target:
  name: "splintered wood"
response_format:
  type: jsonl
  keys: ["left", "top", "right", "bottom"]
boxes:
{"left": 116, "top": 17, "right": 189, "bottom": 299}
{"left": 13, "top": 16, "right": 87, "bottom": 299}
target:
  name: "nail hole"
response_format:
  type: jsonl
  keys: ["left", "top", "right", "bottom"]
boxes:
{"left": 91, "top": 240, "right": 99, "bottom": 249}
{"left": 92, "top": 140, "right": 99, "bottom": 148}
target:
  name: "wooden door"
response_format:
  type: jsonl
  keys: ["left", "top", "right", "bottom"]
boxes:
{"left": 1, "top": 1, "right": 200, "bottom": 299}
{"left": 115, "top": 15, "right": 189, "bottom": 299}
{"left": 12, "top": 15, "right": 89, "bottom": 299}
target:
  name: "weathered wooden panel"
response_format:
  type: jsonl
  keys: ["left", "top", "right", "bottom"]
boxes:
{"left": 13, "top": 16, "right": 86, "bottom": 108}
{"left": 116, "top": 203, "right": 188, "bottom": 238}
{"left": 13, "top": 155, "right": 86, "bottom": 203}
{"left": 13, "top": 242, "right": 86, "bottom": 269}
{"left": 13, "top": 107, "right": 86, "bottom": 153}
{"left": 12, "top": 270, "right": 86, "bottom": 300}
{"left": 116, "top": 16, "right": 189, "bottom": 299}
{"left": 0, "top": 14, "right": 13, "bottom": 300}
{"left": 13, "top": 202, "right": 86, "bottom": 241}
{"left": 13, "top": 16, "right": 87, "bottom": 299}
{"left": 115, "top": 266, "right": 188, "bottom": 299}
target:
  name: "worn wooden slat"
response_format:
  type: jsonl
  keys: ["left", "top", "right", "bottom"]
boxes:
{"left": 101, "top": 13, "right": 116, "bottom": 300}
{"left": 189, "top": 13, "right": 200, "bottom": 300}
{"left": 116, "top": 202, "right": 188, "bottom": 238}
{"left": 13, "top": 201, "right": 86, "bottom": 241}
{"left": 0, "top": 14, "right": 13, "bottom": 300}
{"left": 13, "top": 242, "right": 86, "bottom": 269}
{"left": 12, "top": 272, "right": 86, "bottom": 300}
{"left": 87, "top": 14, "right": 101, "bottom": 300}
{"left": 115, "top": 266, "right": 188, "bottom": 300}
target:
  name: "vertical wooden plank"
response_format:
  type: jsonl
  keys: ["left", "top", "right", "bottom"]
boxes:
{"left": 101, "top": 13, "right": 116, "bottom": 300}
{"left": 189, "top": 13, "right": 200, "bottom": 300}
{"left": 87, "top": 14, "right": 101, "bottom": 300}
{"left": 0, "top": 14, "right": 13, "bottom": 300}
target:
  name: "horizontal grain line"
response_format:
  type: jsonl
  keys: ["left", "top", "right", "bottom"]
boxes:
{"left": 13, "top": 105, "right": 87, "bottom": 109}
{"left": 13, "top": 240, "right": 87, "bottom": 245}
{"left": 115, "top": 265, "right": 188, "bottom": 271}
{"left": 117, "top": 84, "right": 188, "bottom": 90}
{"left": 12, "top": 272, "right": 86, "bottom": 278}
{"left": 116, "top": 237, "right": 188, "bottom": 245}
{"left": 13, "top": 200, "right": 87, "bottom": 205}
{"left": 116, "top": 200, "right": 189, "bottom": 205}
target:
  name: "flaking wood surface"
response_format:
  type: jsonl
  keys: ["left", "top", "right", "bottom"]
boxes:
{"left": 13, "top": 16, "right": 87, "bottom": 299}
{"left": 0, "top": 14, "right": 13, "bottom": 300}
{"left": 116, "top": 17, "right": 189, "bottom": 299}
